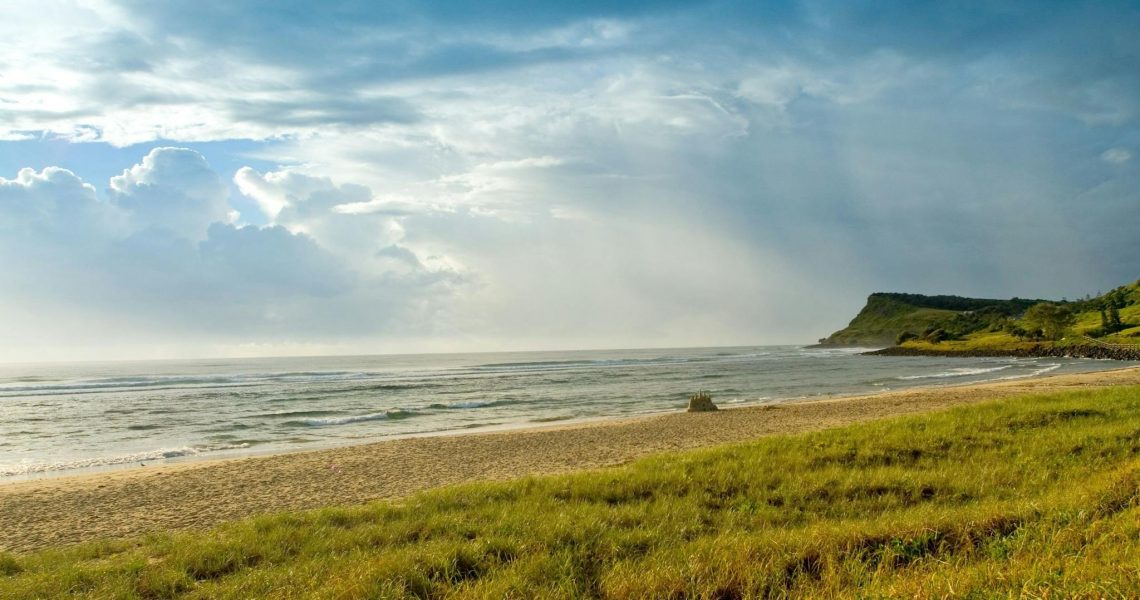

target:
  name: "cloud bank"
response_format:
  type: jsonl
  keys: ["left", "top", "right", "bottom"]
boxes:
{"left": 0, "top": 0, "right": 1137, "bottom": 360}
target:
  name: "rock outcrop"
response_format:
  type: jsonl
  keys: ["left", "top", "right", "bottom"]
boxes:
{"left": 865, "top": 344, "right": 1140, "bottom": 361}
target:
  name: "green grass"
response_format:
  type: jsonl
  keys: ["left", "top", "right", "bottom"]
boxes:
{"left": 900, "top": 330, "right": 1037, "bottom": 352}
{"left": 829, "top": 280, "right": 1140, "bottom": 349}
{"left": 824, "top": 294, "right": 959, "bottom": 346}
{"left": 4, "top": 387, "right": 1140, "bottom": 598}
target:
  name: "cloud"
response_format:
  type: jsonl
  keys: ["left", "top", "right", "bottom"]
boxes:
{"left": 1102, "top": 147, "right": 1132, "bottom": 164}
{"left": 109, "top": 148, "right": 232, "bottom": 239}
{"left": 0, "top": 148, "right": 472, "bottom": 359}
{"left": 0, "top": 166, "right": 109, "bottom": 235}
{"left": 3, "top": 1, "right": 1138, "bottom": 147}
{"left": 232, "top": 167, "right": 425, "bottom": 265}
{"left": 0, "top": 1, "right": 1139, "bottom": 359}
{"left": 198, "top": 223, "right": 353, "bottom": 297}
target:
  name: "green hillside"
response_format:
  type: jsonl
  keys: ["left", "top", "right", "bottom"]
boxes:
{"left": 819, "top": 293, "right": 1045, "bottom": 347}
{"left": 821, "top": 280, "right": 1140, "bottom": 351}
{"left": 901, "top": 281, "right": 1140, "bottom": 354}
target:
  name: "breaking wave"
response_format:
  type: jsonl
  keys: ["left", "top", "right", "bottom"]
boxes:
{"left": 896, "top": 365, "right": 1012, "bottom": 380}
{"left": 282, "top": 409, "right": 421, "bottom": 427}
{"left": 0, "top": 442, "right": 254, "bottom": 477}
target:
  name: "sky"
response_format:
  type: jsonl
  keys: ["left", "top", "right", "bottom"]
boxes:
{"left": 0, "top": 0, "right": 1137, "bottom": 362}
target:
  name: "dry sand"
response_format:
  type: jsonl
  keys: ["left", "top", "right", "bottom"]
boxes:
{"left": 3, "top": 366, "right": 1139, "bottom": 553}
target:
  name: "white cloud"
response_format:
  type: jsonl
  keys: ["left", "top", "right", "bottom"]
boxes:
{"left": 1, "top": 2, "right": 1139, "bottom": 360}
{"left": 232, "top": 167, "right": 412, "bottom": 264}
{"left": 233, "top": 167, "right": 333, "bottom": 222}
{"left": 198, "top": 223, "right": 353, "bottom": 297}
{"left": 0, "top": 166, "right": 99, "bottom": 229}
{"left": 109, "top": 147, "right": 231, "bottom": 239}
{"left": 1101, "top": 147, "right": 1132, "bottom": 164}
{"left": 0, "top": 149, "right": 475, "bottom": 360}
{"left": 438, "top": 155, "right": 567, "bottom": 201}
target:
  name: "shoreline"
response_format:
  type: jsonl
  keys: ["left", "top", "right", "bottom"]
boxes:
{"left": 3, "top": 365, "right": 1140, "bottom": 553}
{"left": 866, "top": 343, "right": 1140, "bottom": 361}
{"left": 1, "top": 353, "right": 1122, "bottom": 485}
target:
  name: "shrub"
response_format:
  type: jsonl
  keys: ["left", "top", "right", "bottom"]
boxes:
{"left": 922, "top": 328, "right": 952, "bottom": 344}
{"left": 895, "top": 331, "right": 918, "bottom": 345}
{"left": 1021, "top": 303, "right": 1076, "bottom": 341}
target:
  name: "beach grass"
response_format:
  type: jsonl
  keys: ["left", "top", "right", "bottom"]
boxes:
{"left": 3, "top": 386, "right": 1140, "bottom": 598}
{"left": 900, "top": 330, "right": 1038, "bottom": 352}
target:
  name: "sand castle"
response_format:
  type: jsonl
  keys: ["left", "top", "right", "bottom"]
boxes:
{"left": 687, "top": 390, "right": 718, "bottom": 412}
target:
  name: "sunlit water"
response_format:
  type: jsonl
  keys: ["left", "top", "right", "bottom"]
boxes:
{"left": 1, "top": 346, "right": 1133, "bottom": 480}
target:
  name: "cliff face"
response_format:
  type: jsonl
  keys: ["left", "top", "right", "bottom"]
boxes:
{"left": 822, "top": 280, "right": 1140, "bottom": 357}
{"left": 819, "top": 293, "right": 1044, "bottom": 347}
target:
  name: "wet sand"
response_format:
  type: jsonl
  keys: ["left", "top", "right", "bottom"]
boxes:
{"left": 3, "top": 366, "right": 1139, "bottom": 553}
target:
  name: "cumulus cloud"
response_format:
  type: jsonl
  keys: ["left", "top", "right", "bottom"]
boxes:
{"left": 109, "top": 148, "right": 232, "bottom": 239}
{"left": 232, "top": 167, "right": 430, "bottom": 268}
{"left": 0, "top": 148, "right": 470, "bottom": 359}
{"left": 0, "top": 166, "right": 111, "bottom": 236}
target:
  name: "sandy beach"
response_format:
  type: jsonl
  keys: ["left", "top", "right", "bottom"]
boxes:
{"left": 3, "top": 366, "right": 1139, "bottom": 554}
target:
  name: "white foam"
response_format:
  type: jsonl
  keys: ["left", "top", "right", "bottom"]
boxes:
{"left": 896, "top": 365, "right": 1012, "bottom": 380}
{"left": 0, "top": 371, "right": 382, "bottom": 397}
{"left": 446, "top": 401, "right": 495, "bottom": 409}
{"left": 0, "top": 443, "right": 250, "bottom": 477}
{"left": 297, "top": 410, "right": 417, "bottom": 426}
{"left": 997, "top": 363, "right": 1062, "bottom": 380}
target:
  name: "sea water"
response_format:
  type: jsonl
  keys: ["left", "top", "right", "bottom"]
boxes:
{"left": 0, "top": 346, "right": 1133, "bottom": 480}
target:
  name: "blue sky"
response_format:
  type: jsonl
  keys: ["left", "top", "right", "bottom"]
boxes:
{"left": 0, "top": 0, "right": 1137, "bottom": 361}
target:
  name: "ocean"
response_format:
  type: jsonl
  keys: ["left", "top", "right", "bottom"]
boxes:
{"left": 0, "top": 345, "right": 1133, "bottom": 480}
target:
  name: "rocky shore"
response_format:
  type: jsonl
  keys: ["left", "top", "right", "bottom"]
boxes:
{"left": 866, "top": 344, "right": 1140, "bottom": 361}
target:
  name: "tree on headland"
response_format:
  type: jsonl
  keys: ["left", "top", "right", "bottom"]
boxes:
{"left": 1021, "top": 302, "right": 1076, "bottom": 341}
{"left": 1109, "top": 306, "right": 1123, "bottom": 329}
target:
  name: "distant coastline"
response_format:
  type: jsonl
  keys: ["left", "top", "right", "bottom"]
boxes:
{"left": 821, "top": 279, "right": 1140, "bottom": 359}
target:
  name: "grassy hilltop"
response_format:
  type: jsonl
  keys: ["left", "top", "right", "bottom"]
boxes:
{"left": 821, "top": 280, "right": 1140, "bottom": 353}
{"left": 3, "top": 386, "right": 1140, "bottom": 598}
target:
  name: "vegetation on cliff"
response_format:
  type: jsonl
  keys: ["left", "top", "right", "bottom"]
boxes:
{"left": 821, "top": 280, "right": 1140, "bottom": 354}
{"left": 819, "top": 293, "right": 1048, "bottom": 347}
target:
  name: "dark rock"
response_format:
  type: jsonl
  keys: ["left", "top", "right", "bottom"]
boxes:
{"left": 864, "top": 344, "right": 1140, "bottom": 361}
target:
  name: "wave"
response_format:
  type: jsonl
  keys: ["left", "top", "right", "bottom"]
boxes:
{"left": 282, "top": 409, "right": 420, "bottom": 427}
{"left": 799, "top": 346, "right": 881, "bottom": 356}
{"left": 469, "top": 352, "right": 775, "bottom": 373}
{"left": 0, "top": 377, "right": 257, "bottom": 396}
{"left": 472, "top": 358, "right": 641, "bottom": 371}
{"left": 0, "top": 442, "right": 253, "bottom": 477}
{"left": 252, "top": 409, "right": 345, "bottom": 419}
{"left": 0, "top": 370, "right": 385, "bottom": 397}
{"left": 998, "top": 363, "right": 1062, "bottom": 380}
{"left": 896, "top": 365, "right": 1012, "bottom": 380}
{"left": 530, "top": 415, "right": 573, "bottom": 423}
{"left": 427, "top": 399, "right": 521, "bottom": 410}
{"left": 353, "top": 382, "right": 444, "bottom": 392}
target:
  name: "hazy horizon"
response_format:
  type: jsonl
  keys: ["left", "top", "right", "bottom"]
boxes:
{"left": 1, "top": 1, "right": 1137, "bottom": 362}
